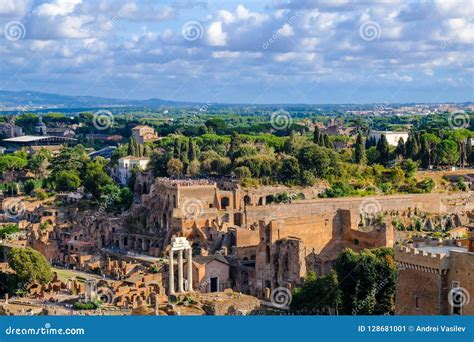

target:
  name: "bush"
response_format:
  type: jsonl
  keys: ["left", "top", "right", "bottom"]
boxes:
{"left": 73, "top": 299, "right": 101, "bottom": 310}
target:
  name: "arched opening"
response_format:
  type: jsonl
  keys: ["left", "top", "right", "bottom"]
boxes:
{"left": 220, "top": 197, "right": 230, "bottom": 210}
{"left": 123, "top": 236, "right": 128, "bottom": 247}
{"left": 266, "top": 195, "right": 275, "bottom": 204}
{"left": 162, "top": 213, "right": 167, "bottom": 229}
{"left": 243, "top": 195, "right": 251, "bottom": 205}
{"left": 258, "top": 197, "right": 264, "bottom": 206}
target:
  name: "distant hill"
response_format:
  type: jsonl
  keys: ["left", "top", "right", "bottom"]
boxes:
{"left": 0, "top": 90, "right": 193, "bottom": 111}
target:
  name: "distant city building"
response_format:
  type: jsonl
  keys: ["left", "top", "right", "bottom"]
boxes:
{"left": 35, "top": 116, "right": 47, "bottom": 135}
{"left": 89, "top": 146, "right": 117, "bottom": 159}
{"left": 395, "top": 230, "right": 474, "bottom": 315}
{"left": 0, "top": 122, "right": 23, "bottom": 138}
{"left": 2, "top": 135, "right": 76, "bottom": 146}
{"left": 131, "top": 125, "right": 158, "bottom": 144}
{"left": 369, "top": 130, "right": 409, "bottom": 146}
{"left": 46, "top": 127, "right": 75, "bottom": 138}
{"left": 118, "top": 156, "right": 150, "bottom": 185}
{"left": 85, "top": 134, "right": 123, "bottom": 143}
{"left": 28, "top": 145, "right": 64, "bottom": 155}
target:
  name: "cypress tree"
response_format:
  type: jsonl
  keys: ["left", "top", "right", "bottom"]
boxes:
{"left": 173, "top": 138, "right": 181, "bottom": 159}
{"left": 419, "top": 136, "right": 431, "bottom": 169}
{"left": 405, "top": 134, "right": 419, "bottom": 160}
{"left": 354, "top": 133, "right": 366, "bottom": 164}
{"left": 313, "top": 126, "right": 321, "bottom": 145}
{"left": 395, "top": 137, "right": 405, "bottom": 158}
{"left": 376, "top": 134, "right": 390, "bottom": 166}
{"left": 324, "top": 134, "right": 332, "bottom": 148}
{"left": 188, "top": 138, "right": 197, "bottom": 161}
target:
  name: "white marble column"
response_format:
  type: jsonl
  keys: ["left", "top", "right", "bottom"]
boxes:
{"left": 169, "top": 250, "right": 175, "bottom": 294}
{"left": 187, "top": 248, "right": 193, "bottom": 291}
{"left": 177, "top": 249, "right": 184, "bottom": 292}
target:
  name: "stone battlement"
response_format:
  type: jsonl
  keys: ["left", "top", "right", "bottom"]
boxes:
{"left": 155, "top": 177, "right": 215, "bottom": 188}
{"left": 395, "top": 245, "right": 450, "bottom": 272}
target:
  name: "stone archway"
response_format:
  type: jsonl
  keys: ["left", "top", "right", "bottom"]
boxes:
{"left": 220, "top": 197, "right": 230, "bottom": 210}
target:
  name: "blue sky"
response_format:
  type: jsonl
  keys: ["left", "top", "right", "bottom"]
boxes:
{"left": 0, "top": 0, "right": 473, "bottom": 104}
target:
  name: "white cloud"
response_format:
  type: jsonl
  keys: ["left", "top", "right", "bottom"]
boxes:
{"left": 34, "top": 0, "right": 82, "bottom": 16}
{"left": 278, "top": 23, "right": 294, "bottom": 37}
{"left": 0, "top": 0, "right": 471, "bottom": 103}
{"left": 207, "top": 21, "right": 226, "bottom": 46}
{"left": 0, "top": 0, "right": 31, "bottom": 17}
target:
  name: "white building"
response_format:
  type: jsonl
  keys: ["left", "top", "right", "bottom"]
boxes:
{"left": 369, "top": 130, "right": 409, "bottom": 146}
{"left": 118, "top": 156, "right": 150, "bottom": 185}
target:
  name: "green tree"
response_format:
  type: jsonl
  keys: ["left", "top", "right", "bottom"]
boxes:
{"left": 8, "top": 247, "right": 53, "bottom": 285}
{"left": 167, "top": 158, "right": 184, "bottom": 178}
{"left": 0, "top": 155, "right": 28, "bottom": 172}
{"left": 400, "top": 159, "right": 418, "bottom": 177}
{"left": 405, "top": 134, "right": 419, "bottom": 160}
{"left": 82, "top": 160, "right": 113, "bottom": 198}
{"left": 376, "top": 135, "right": 390, "bottom": 166}
{"left": 291, "top": 271, "right": 340, "bottom": 315}
{"left": 298, "top": 145, "right": 332, "bottom": 178}
{"left": 54, "top": 171, "right": 81, "bottom": 192}
{"left": 313, "top": 126, "right": 321, "bottom": 145}
{"left": 279, "top": 155, "right": 301, "bottom": 184}
{"left": 49, "top": 146, "right": 87, "bottom": 177}
{"left": 284, "top": 130, "right": 298, "bottom": 155}
{"left": 188, "top": 138, "right": 197, "bottom": 161}
{"left": 234, "top": 166, "right": 252, "bottom": 180}
{"left": 334, "top": 248, "right": 396, "bottom": 315}
{"left": 127, "top": 137, "right": 142, "bottom": 157}
{"left": 354, "top": 133, "right": 366, "bottom": 165}
{"left": 395, "top": 137, "right": 405, "bottom": 159}
{"left": 23, "top": 179, "right": 42, "bottom": 194}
